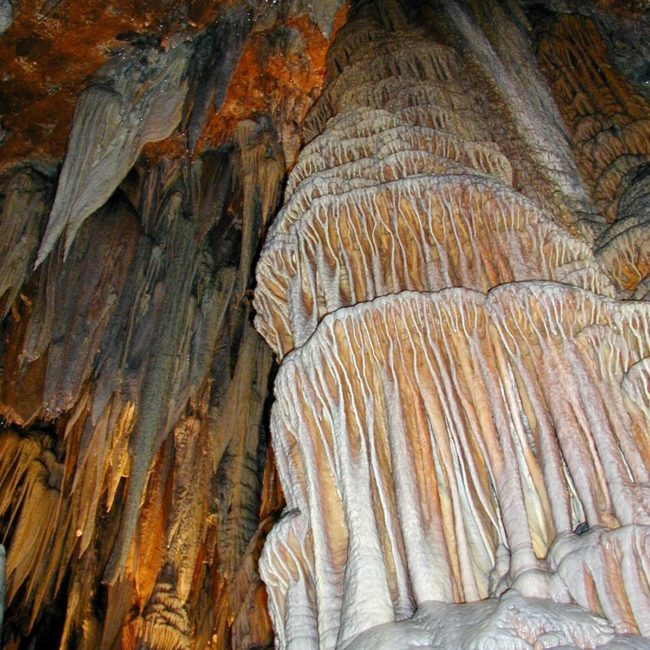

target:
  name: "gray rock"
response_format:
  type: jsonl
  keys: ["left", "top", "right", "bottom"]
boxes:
{"left": 35, "top": 37, "right": 191, "bottom": 266}
{"left": 0, "top": 0, "right": 12, "bottom": 35}
{"left": 291, "top": 0, "right": 344, "bottom": 37}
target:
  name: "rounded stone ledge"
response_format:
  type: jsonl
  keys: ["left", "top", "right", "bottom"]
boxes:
{"left": 304, "top": 75, "right": 484, "bottom": 138}
{"left": 312, "top": 40, "right": 466, "bottom": 127}
{"left": 311, "top": 106, "right": 491, "bottom": 147}
{"left": 274, "top": 151, "right": 498, "bottom": 240}
{"left": 255, "top": 175, "right": 614, "bottom": 357}
{"left": 287, "top": 123, "right": 513, "bottom": 196}
{"left": 596, "top": 216, "right": 650, "bottom": 296}
{"left": 339, "top": 591, "right": 650, "bottom": 650}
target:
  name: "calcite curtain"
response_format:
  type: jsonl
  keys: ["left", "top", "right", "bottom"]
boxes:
{"left": 1, "top": 0, "right": 650, "bottom": 648}
{"left": 254, "top": 0, "right": 650, "bottom": 648}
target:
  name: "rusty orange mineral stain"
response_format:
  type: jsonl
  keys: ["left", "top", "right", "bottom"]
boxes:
{"left": 196, "top": 4, "right": 349, "bottom": 153}
{"left": 0, "top": 293, "right": 49, "bottom": 426}
{"left": 595, "top": 0, "right": 648, "bottom": 16}
{"left": 140, "top": 132, "right": 189, "bottom": 164}
{"left": 1, "top": 1, "right": 348, "bottom": 171}
{"left": 0, "top": 0, "right": 224, "bottom": 170}
{"left": 0, "top": 1, "right": 154, "bottom": 168}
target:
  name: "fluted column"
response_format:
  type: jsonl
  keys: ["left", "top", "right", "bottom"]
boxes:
{"left": 254, "top": 2, "right": 650, "bottom": 648}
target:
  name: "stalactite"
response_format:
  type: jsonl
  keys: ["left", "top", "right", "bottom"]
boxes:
{"left": 0, "top": 109, "right": 284, "bottom": 650}
{"left": 0, "top": 1, "right": 356, "bottom": 643}
{"left": 35, "top": 41, "right": 191, "bottom": 265}
{"left": 254, "top": 1, "right": 650, "bottom": 648}
{"left": 0, "top": 167, "right": 53, "bottom": 321}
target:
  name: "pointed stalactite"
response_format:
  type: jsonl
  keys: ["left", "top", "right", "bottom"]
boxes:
{"left": 184, "top": 8, "right": 252, "bottom": 154}
{"left": 0, "top": 119, "right": 284, "bottom": 648}
{"left": 0, "top": 166, "right": 53, "bottom": 322}
{"left": 0, "top": 3, "right": 358, "bottom": 647}
{"left": 34, "top": 40, "right": 191, "bottom": 266}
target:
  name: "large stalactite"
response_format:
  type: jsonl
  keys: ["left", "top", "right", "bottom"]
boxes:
{"left": 0, "top": 121, "right": 285, "bottom": 649}
{"left": 0, "top": 0, "right": 649, "bottom": 648}
{"left": 254, "top": 1, "right": 650, "bottom": 648}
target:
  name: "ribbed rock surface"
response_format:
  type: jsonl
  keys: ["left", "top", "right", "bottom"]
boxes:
{"left": 254, "top": 1, "right": 650, "bottom": 648}
{"left": 1, "top": 1, "right": 649, "bottom": 648}
{"left": 0, "top": 166, "right": 53, "bottom": 321}
{"left": 34, "top": 39, "right": 191, "bottom": 266}
{"left": 536, "top": 14, "right": 650, "bottom": 298}
{"left": 256, "top": 172, "right": 612, "bottom": 355}
{"left": 266, "top": 285, "right": 650, "bottom": 646}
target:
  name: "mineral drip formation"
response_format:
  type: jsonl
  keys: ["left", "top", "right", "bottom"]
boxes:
{"left": 536, "top": 15, "right": 650, "bottom": 301}
{"left": 254, "top": 2, "right": 650, "bottom": 648}
{"left": 0, "top": 4, "right": 345, "bottom": 646}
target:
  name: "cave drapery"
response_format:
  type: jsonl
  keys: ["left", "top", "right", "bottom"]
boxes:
{"left": 1, "top": 0, "right": 650, "bottom": 648}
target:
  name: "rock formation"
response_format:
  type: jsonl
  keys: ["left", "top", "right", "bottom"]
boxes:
{"left": 0, "top": 120, "right": 284, "bottom": 649}
{"left": 0, "top": 3, "right": 344, "bottom": 647}
{"left": 1, "top": 0, "right": 649, "bottom": 648}
{"left": 254, "top": 1, "right": 650, "bottom": 648}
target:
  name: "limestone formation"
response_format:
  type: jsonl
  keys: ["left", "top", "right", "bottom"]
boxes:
{"left": 34, "top": 40, "right": 191, "bottom": 266}
{"left": 0, "top": 0, "right": 357, "bottom": 640}
{"left": 0, "top": 121, "right": 283, "bottom": 649}
{"left": 254, "top": 1, "right": 650, "bottom": 648}
{"left": 0, "top": 166, "right": 53, "bottom": 321}
{"left": 0, "top": 0, "right": 11, "bottom": 35}
{"left": 1, "top": 0, "right": 649, "bottom": 648}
